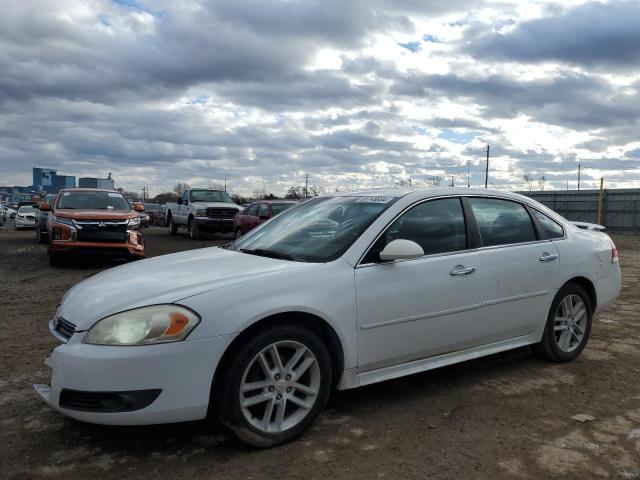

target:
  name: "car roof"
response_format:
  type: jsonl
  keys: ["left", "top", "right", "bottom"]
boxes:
{"left": 58, "top": 188, "right": 121, "bottom": 193}
{"left": 330, "top": 187, "right": 531, "bottom": 203}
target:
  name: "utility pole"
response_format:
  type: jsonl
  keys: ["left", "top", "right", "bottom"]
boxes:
{"left": 224, "top": 179, "right": 227, "bottom": 192}
{"left": 467, "top": 160, "right": 471, "bottom": 188}
{"left": 484, "top": 145, "right": 490, "bottom": 189}
{"left": 304, "top": 173, "right": 309, "bottom": 199}
{"left": 450, "top": 175, "right": 454, "bottom": 187}
{"left": 597, "top": 177, "right": 605, "bottom": 225}
{"left": 577, "top": 162, "right": 581, "bottom": 191}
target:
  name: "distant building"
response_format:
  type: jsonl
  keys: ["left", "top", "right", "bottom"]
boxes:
{"left": 51, "top": 174, "right": 76, "bottom": 193}
{"left": 33, "top": 167, "right": 56, "bottom": 191}
{"left": 0, "top": 186, "right": 39, "bottom": 204}
{"left": 78, "top": 177, "right": 115, "bottom": 190}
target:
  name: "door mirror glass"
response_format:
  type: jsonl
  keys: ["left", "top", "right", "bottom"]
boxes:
{"left": 379, "top": 239, "right": 424, "bottom": 261}
{"left": 177, "top": 198, "right": 182, "bottom": 205}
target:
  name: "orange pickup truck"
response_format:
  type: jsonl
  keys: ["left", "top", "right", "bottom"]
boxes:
{"left": 41, "top": 188, "right": 146, "bottom": 266}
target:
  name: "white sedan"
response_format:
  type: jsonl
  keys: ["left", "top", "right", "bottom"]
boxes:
{"left": 34, "top": 188, "right": 621, "bottom": 447}
{"left": 15, "top": 205, "right": 38, "bottom": 229}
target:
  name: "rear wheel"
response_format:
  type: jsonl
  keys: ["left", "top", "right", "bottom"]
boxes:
{"left": 535, "top": 283, "right": 592, "bottom": 362}
{"left": 215, "top": 324, "right": 332, "bottom": 447}
{"left": 168, "top": 216, "right": 177, "bottom": 235}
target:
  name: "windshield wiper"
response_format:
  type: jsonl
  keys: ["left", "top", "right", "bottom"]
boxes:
{"left": 239, "top": 248, "right": 294, "bottom": 261}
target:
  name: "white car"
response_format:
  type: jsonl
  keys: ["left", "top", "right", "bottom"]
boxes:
{"left": 15, "top": 205, "right": 38, "bottom": 229}
{"left": 34, "top": 188, "right": 621, "bottom": 447}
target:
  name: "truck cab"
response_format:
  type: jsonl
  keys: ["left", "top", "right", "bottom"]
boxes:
{"left": 166, "top": 189, "right": 241, "bottom": 239}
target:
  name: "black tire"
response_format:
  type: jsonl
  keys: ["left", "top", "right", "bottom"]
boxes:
{"left": 234, "top": 228, "right": 242, "bottom": 240}
{"left": 214, "top": 324, "right": 332, "bottom": 448}
{"left": 534, "top": 283, "right": 593, "bottom": 362}
{"left": 48, "top": 245, "right": 64, "bottom": 267}
{"left": 168, "top": 216, "right": 177, "bottom": 235}
{"left": 36, "top": 229, "right": 47, "bottom": 244}
{"left": 190, "top": 218, "right": 202, "bottom": 240}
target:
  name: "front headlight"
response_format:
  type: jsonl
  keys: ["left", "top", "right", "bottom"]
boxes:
{"left": 50, "top": 215, "right": 75, "bottom": 226}
{"left": 196, "top": 208, "right": 207, "bottom": 216}
{"left": 83, "top": 305, "right": 200, "bottom": 346}
{"left": 128, "top": 216, "right": 141, "bottom": 227}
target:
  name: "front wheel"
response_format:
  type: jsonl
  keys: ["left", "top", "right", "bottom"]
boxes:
{"left": 168, "top": 217, "right": 177, "bottom": 235}
{"left": 48, "top": 245, "right": 64, "bottom": 267}
{"left": 189, "top": 219, "right": 202, "bottom": 240}
{"left": 234, "top": 228, "right": 242, "bottom": 240}
{"left": 535, "top": 283, "right": 593, "bottom": 362}
{"left": 214, "top": 324, "right": 332, "bottom": 447}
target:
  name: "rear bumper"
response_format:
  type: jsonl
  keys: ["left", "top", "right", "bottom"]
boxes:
{"left": 35, "top": 333, "right": 235, "bottom": 425}
{"left": 594, "top": 264, "right": 622, "bottom": 315}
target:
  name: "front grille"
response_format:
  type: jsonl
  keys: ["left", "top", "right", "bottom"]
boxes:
{"left": 74, "top": 219, "right": 128, "bottom": 242}
{"left": 55, "top": 317, "right": 76, "bottom": 340}
{"left": 206, "top": 208, "right": 237, "bottom": 220}
{"left": 77, "top": 231, "right": 127, "bottom": 242}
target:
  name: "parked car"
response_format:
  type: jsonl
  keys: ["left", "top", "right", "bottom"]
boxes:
{"left": 43, "top": 188, "right": 146, "bottom": 266}
{"left": 234, "top": 200, "right": 298, "bottom": 239}
{"left": 34, "top": 188, "right": 621, "bottom": 447}
{"left": 166, "top": 189, "right": 241, "bottom": 239}
{"left": 35, "top": 194, "right": 58, "bottom": 243}
{"left": 3, "top": 206, "right": 17, "bottom": 220}
{"left": 144, "top": 203, "right": 164, "bottom": 226}
{"left": 15, "top": 205, "right": 38, "bottom": 229}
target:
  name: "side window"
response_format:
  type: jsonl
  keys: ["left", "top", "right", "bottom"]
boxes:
{"left": 533, "top": 210, "right": 565, "bottom": 239}
{"left": 469, "top": 198, "right": 536, "bottom": 247}
{"left": 258, "top": 203, "right": 269, "bottom": 217}
{"left": 245, "top": 203, "right": 259, "bottom": 217}
{"left": 364, "top": 198, "right": 466, "bottom": 263}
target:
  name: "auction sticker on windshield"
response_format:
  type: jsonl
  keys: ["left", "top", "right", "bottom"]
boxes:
{"left": 355, "top": 196, "right": 394, "bottom": 203}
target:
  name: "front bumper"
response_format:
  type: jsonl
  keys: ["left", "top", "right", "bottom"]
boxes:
{"left": 194, "top": 216, "right": 235, "bottom": 232}
{"left": 15, "top": 218, "right": 35, "bottom": 228}
{"left": 50, "top": 232, "right": 145, "bottom": 257}
{"left": 34, "top": 332, "right": 235, "bottom": 425}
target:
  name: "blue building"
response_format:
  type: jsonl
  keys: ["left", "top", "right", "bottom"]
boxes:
{"left": 78, "top": 177, "right": 115, "bottom": 190}
{"left": 52, "top": 174, "right": 76, "bottom": 192}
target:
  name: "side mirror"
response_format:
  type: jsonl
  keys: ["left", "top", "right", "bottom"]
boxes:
{"left": 39, "top": 203, "right": 51, "bottom": 211}
{"left": 133, "top": 204, "right": 145, "bottom": 212}
{"left": 379, "top": 239, "right": 424, "bottom": 261}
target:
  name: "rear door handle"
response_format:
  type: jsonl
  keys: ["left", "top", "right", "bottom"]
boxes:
{"left": 539, "top": 253, "right": 558, "bottom": 262}
{"left": 450, "top": 265, "right": 476, "bottom": 276}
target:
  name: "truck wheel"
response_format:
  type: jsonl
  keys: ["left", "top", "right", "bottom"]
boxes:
{"left": 189, "top": 219, "right": 202, "bottom": 240}
{"left": 168, "top": 216, "right": 177, "bottom": 235}
{"left": 234, "top": 228, "right": 242, "bottom": 240}
{"left": 214, "top": 324, "right": 332, "bottom": 448}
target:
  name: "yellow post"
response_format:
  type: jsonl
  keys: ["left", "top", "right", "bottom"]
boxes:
{"left": 597, "top": 177, "right": 604, "bottom": 225}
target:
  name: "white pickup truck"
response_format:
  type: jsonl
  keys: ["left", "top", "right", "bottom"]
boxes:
{"left": 166, "top": 189, "right": 242, "bottom": 239}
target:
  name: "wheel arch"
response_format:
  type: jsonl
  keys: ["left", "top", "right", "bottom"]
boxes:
{"left": 563, "top": 276, "right": 597, "bottom": 311}
{"left": 208, "top": 311, "right": 345, "bottom": 414}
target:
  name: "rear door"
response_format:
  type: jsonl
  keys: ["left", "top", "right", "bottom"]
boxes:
{"left": 467, "top": 197, "right": 560, "bottom": 341}
{"left": 241, "top": 203, "right": 260, "bottom": 233}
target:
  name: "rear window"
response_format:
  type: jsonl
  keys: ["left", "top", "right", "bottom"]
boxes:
{"left": 271, "top": 203, "right": 295, "bottom": 215}
{"left": 469, "top": 198, "right": 536, "bottom": 247}
{"left": 533, "top": 210, "right": 565, "bottom": 239}
{"left": 57, "top": 191, "right": 131, "bottom": 210}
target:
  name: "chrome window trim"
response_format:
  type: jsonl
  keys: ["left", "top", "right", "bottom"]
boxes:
{"left": 356, "top": 193, "right": 552, "bottom": 268}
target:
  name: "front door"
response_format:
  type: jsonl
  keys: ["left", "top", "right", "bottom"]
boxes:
{"left": 355, "top": 197, "right": 485, "bottom": 370}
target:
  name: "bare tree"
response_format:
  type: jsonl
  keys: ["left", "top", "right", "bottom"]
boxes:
{"left": 538, "top": 176, "right": 547, "bottom": 191}
{"left": 308, "top": 185, "right": 323, "bottom": 197}
{"left": 285, "top": 186, "right": 303, "bottom": 199}
{"left": 173, "top": 182, "right": 189, "bottom": 195}
{"left": 423, "top": 176, "right": 442, "bottom": 187}
{"left": 523, "top": 174, "right": 534, "bottom": 191}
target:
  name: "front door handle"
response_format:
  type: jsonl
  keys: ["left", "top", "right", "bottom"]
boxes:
{"left": 539, "top": 253, "right": 559, "bottom": 262}
{"left": 450, "top": 265, "right": 476, "bottom": 276}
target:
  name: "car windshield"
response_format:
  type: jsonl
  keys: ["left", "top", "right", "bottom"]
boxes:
{"left": 18, "top": 206, "right": 37, "bottom": 214}
{"left": 57, "top": 191, "right": 131, "bottom": 210}
{"left": 271, "top": 203, "right": 295, "bottom": 215}
{"left": 190, "top": 190, "right": 233, "bottom": 203}
{"left": 230, "top": 195, "right": 398, "bottom": 263}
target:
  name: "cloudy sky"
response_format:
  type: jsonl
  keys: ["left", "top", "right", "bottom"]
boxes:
{"left": 1, "top": 0, "right": 639, "bottom": 197}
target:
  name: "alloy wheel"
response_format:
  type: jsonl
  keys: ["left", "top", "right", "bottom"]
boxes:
{"left": 239, "top": 340, "right": 320, "bottom": 434}
{"left": 553, "top": 294, "right": 587, "bottom": 352}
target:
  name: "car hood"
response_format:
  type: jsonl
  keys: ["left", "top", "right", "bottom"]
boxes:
{"left": 58, "top": 247, "right": 308, "bottom": 330}
{"left": 190, "top": 202, "right": 241, "bottom": 210}
{"left": 53, "top": 209, "right": 138, "bottom": 220}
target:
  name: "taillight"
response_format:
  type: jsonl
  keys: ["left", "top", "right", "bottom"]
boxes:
{"left": 610, "top": 238, "right": 619, "bottom": 263}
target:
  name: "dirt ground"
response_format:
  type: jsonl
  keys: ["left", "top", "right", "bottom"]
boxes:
{"left": 1, "top": 225, "right": 639, "bottom": 479}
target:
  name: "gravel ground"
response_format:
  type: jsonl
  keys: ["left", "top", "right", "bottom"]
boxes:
{"left": 1, "top": 225, "right": 639, "bottom": 479}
